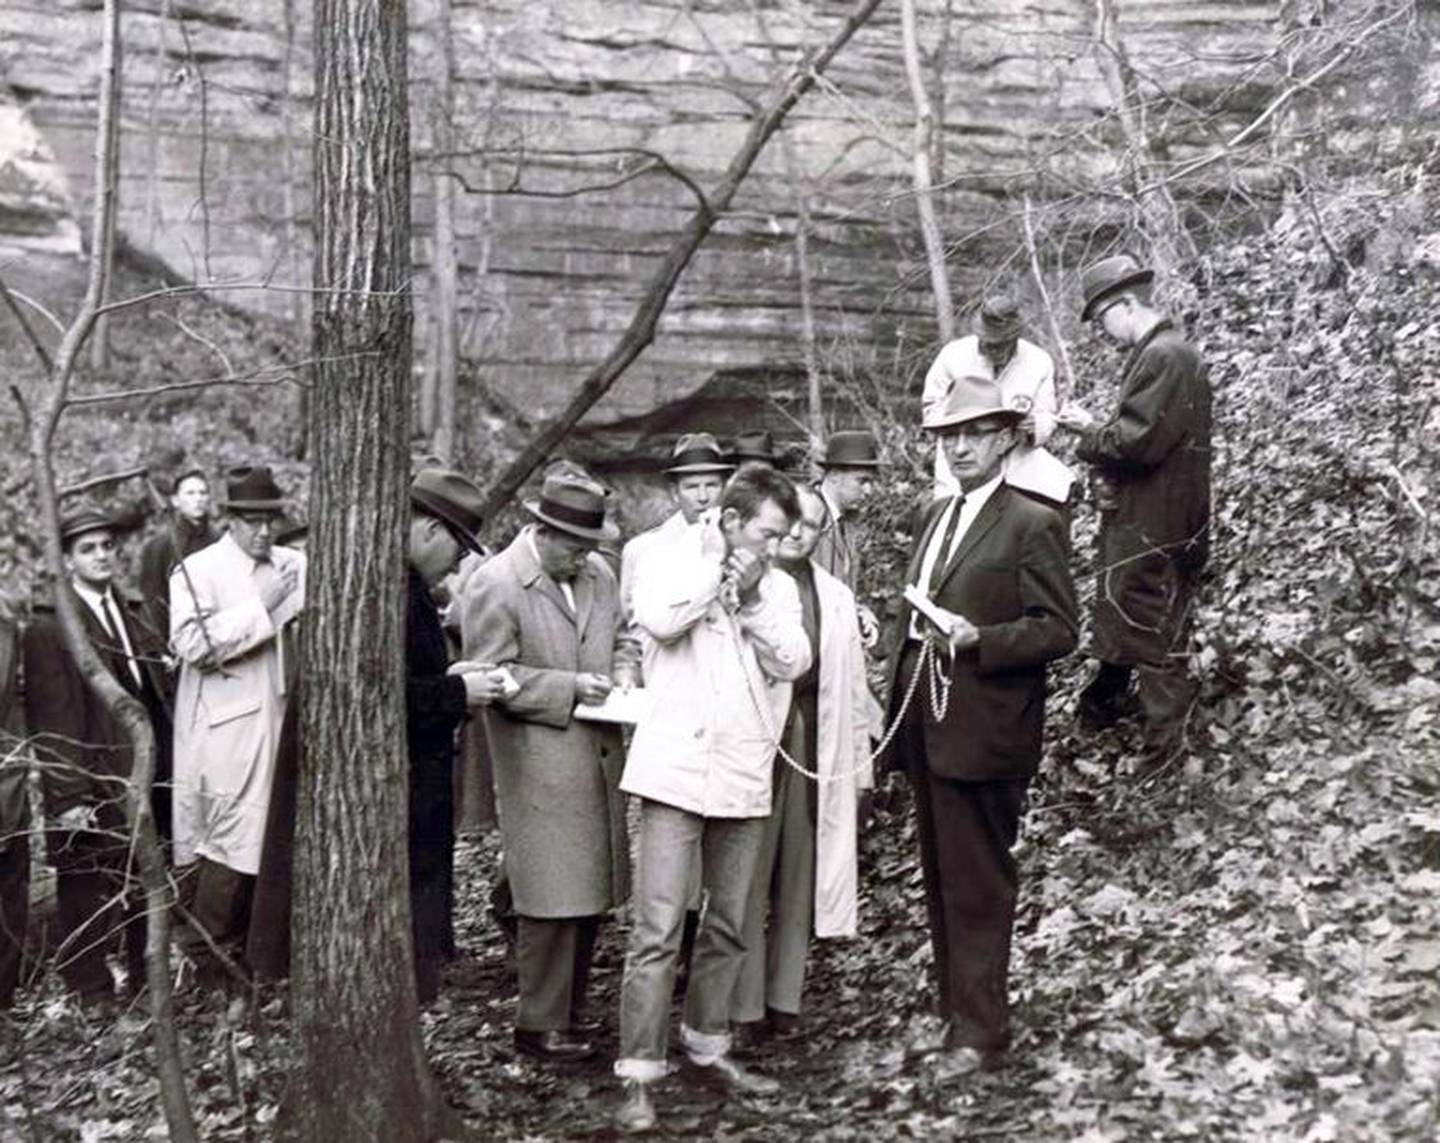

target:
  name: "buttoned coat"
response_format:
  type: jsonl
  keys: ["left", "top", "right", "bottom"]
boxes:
{"left": 883, "top": 484, "right": 1078, "bottom": 781}
{"left": 1075, "top": 321, "right": 1211, "bottom": 665}
{"left": 169, "top": 532, "right": 305, "bottom": 874}
{"left": 462, "top": 529, "right": 636, "bottom": 918}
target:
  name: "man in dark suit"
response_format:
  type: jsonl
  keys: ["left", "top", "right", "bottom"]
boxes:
{"left": 1056, "top": 254, "right": 1212, "bottom": 758}
{"left": 885, "top": 373, "right": 1078, "bottom": 1070}
{"left": 23, "top": 505, "right": 173, "bottom": 1010}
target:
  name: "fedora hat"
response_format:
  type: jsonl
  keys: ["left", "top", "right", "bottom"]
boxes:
{"left": 524, "top": 473, "right": 618, "bottom": 542}
{"left": 59, "top": 502, "right": 124, "bottom": 544}
{"left": 665, "top": 432, "right": 733, "bottom": 475}
{"left": 1080, "top": 254, "right": 1154, "bottom": 322}
{"left": 411, "top": 467, "right": 486, "bottom": 555}
{"left": 818, "top": 430, "right": 882, "bottom": 469}
{"left": 977, "top": 293, "right": 1023, "bottom": 341}
{"left": 224, "top": 465, "right": 289, "bottom": 512}
{"left": 729, "top": 429, "right": 781, "bottom": 466}
{"left": 923, "top": 374, "right": 1024, "bottom": 432}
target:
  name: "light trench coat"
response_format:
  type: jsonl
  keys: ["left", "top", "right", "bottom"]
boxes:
{"left": 620, "top": 521, "right": 812, "bottom": 819}
{"left": 808, "top": 562, "right": 875, "bottom": 938}
{"left": 169, "top": 532, "right": 305, "bottom": 874}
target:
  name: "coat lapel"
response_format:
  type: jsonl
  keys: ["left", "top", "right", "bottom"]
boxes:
{"left": 513, "top": 530, "right": 576, "bottom": 626}
{"left": 932, "top": 486, "right": 1008, "bottom": 594}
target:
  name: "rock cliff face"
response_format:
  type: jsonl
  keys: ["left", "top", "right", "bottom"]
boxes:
{"left": 1, "top": 1, "right": 1433, "bottom": 423}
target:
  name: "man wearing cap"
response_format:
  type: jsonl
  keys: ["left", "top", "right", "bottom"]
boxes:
{"left": 884, "top": 373, "right": 1077, "bottom": 1072}
{"left": 23, "top": 505, "right": 173, "bottom": 1008}
{"left": 922, "top": 294, "right": 1074, "bottom": 505}
{"left": 462, "top": 470, "right": 639, "bottom": 1062}
{"left": 619, "top": 433, "right": 733, "bottom": 635}
{"left": 169, "top": 465, "right": 305, "bottom": 979}
{"left": 1055, "top": 255, "right": 1211, "bottom": 756}
{"left": 813, "top": 429, "right": 881, "bottom": 590}
{"left": 613, "top": 465, "right": 810, "bottom": 1133}
{"left": 729, "top": 430, "right": 783, "bottom": 470}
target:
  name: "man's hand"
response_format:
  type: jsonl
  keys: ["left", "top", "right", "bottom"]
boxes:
{"left": 856, "top": 604, "right": 881, "bottom": 649}
{"left": 698, "top": 508, "right": 727, "bottom": 563}
{"left": 576, "top": 672, "right": 614, "bottom": 705}
{"left": 922, "top": 602, "right": 980, "bottom": 652}
{"left": 1017, "top": 410, "right": 1039, "bottom": 446}
{"left": 448, "top": 660, "right": 513, "bottom": 708}
{"left": 612, "top": 664, "right": 641, "bottom": 691}
{"left": 258, "top": 562, "right": 300, "bottom": 612}
{"left": 726, "top": 549, "right": 766, "bottom": 600}
{"left": 1055, "top": 402, "right": 1096, "bottom": 431}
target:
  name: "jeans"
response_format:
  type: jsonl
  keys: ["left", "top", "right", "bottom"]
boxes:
{"left": 615, "top": 799, "right": 765, "bottom": 1077}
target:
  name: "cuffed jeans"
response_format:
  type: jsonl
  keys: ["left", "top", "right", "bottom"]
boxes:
{"left": 615, "top": 799, "right": 765, "bottom": 1079}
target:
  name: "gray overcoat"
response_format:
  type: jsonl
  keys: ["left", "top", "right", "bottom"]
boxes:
{"left": 461, "top": 528, "right": 636, "bottom": 918}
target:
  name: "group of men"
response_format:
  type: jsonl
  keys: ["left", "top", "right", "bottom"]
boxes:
{"left": 0, "top": 249, "right": 1211, "bottom": 1139}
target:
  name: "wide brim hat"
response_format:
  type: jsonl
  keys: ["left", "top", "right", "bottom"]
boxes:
{"left": 524, "top": 473, "right": 619, "bottom": 542}
{"left": 665, "top": 432, "right": 733, "bottom": 475}
{"left": 223, "top": 465, "right": 289, "bottom": 512}
{"left": 1080, "top": 254, "right": 1155, "bottom": 322}
{"left": 729, "top": 430, "right": 781, "bottom": 465}
{"left": 819, "top": 429, "right": 882, "bottom": 469}
{"left": 58, "top": 502, "right": 129, "bottom": 544}
{"left": 410, "top": 466, "right": 486, "bottom": 555}
{"left": 923, "top": 374, "right": 1025, "bottom": 431}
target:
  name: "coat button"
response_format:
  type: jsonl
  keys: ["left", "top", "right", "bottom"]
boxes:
{"left": 693, "top": 727, "right": 705, "bottom": 739}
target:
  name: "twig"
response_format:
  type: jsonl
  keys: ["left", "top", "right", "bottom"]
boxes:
{"left": 67, "top": 354, "right": 348, "bottom": 407}
{"left": 0, "top": 274, "right": 54, "bottom": 372}
{"left": 58, "top": 465, "right": 151, "bottom": 499}
{"left": 1021, "top": 194, "right": 1075, "bottom": 401}
{"left": 1387, "top": 462, "right": 1430, "bottom": 526}
{"left": 160, "top": 312, "right": 235, "bottom": 377}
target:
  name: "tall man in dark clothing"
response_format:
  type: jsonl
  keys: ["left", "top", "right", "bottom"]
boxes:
{"left": 23, "top": 506, "right": 173, "bottom": 1008}
{"left": 405, "top": 468, "right": 506, "bottom": 1002}
{"left": 885, "top": 374, "right": 1077, "bottom": 1070}
{"left": 1056, "top": 255, "right": 1212, "bottom": 756}
{"left": 138, "top": 467, "right": 215, "bottom": 644}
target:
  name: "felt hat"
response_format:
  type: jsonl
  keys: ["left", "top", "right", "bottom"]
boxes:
{"left": 665, "top": 433, "right": 733, "bottom": 475}
{"left": 410, "top": 467, "right": 486, "bottom": 555}
{"left": 977, "top": 294, "right": 1023, "bottom": 341}
{"left": 1080, "top": 254, "right": 1155, "bottom": 322}
{"left": 58, "top": 502, "right": 124, "bottom": 544}
{"left": 923, "top": 373, "right": 1024, "bottom": 432}
{"left": 223, "top": 465, "right": 289, "bottom": 512}
{"left": 729, "top": 429, "right": 781, "bottom": 466}
{"left": 524, "top": 473, "right": 618, "bottom": 543}
{"left": 818, "top": 430, "right": 882, "bottom": 469}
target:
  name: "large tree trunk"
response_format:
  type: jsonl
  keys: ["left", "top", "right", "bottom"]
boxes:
{"left": 428, "top": 0, "right": 459, "bottom": 463}
{"left": 284, "top": 0, "right": 441, "bottom": 1138}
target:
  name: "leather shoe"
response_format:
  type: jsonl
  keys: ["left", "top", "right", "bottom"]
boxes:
{"left": 730, "top": 1019, "right": 770, "bottom": 1058}
{"left": 689, "top": 1053, "right": 780, "bottom": 1096}
{"left": 613, "top": 1079, "right": 657, "bottom": 1134}
{"left": 904, "top": 1017, "right": 953, "bottom": 1061}
{"left": 766, "top": 1007, "right": 800, "bottom": 1041}
{"left": 513, "top": 1028, "right": 595, "bottom": 1063}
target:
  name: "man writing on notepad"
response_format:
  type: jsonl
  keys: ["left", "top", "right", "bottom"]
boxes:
{"left": 462, "top": 470, "right": 639, "bottom": 1063}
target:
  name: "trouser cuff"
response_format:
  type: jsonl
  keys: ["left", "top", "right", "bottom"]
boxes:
{"left": 680, "top": 1022, "right": 732, "bottom": 1065}
{"left": 614, "top": 1057, "right": 668, "bottom": 1082}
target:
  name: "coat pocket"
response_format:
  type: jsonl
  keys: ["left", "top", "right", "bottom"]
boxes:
{"left": 207, "top": 698, "right": 262, "bottom": 727}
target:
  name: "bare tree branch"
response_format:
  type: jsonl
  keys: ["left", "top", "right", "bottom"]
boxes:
{"left": 0, "top": 274, "right": 54, "bottom": 373}
{"left": 58, "top": 466, "right": 151, "bottom": 499}
{"left": 435, "top": 145, "right": 712, "bottom": 213}
{"left": 68, "top": 355, "right": 340, "bottom": 407}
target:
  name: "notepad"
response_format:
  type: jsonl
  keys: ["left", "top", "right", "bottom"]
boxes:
{"left": 574, "top": 687, "right": 651, "bottom": 725}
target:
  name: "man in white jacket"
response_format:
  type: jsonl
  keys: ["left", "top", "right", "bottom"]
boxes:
{"left": 613, "top": 466, "right": 811, "bottom": 1133}
{"left": 730, "top": 483, "right": 872, "bottom": 1046}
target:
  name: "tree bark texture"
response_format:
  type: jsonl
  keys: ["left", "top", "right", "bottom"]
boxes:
{"left": 900, "top": 0, "right": 955, "bottom": 343}
{"left": 287, "top": 0, "right": 439, "bottom": 1138}
{"left": 477, "top": 0, "right": 886, "bottom": 519}
{"left": 428, "top": 0, "right": 459, "bottom": 463}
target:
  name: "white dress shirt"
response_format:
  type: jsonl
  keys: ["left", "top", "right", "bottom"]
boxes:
{"left": 72, "top": 579, "right": 142, "bottom": 687}
{"left": 908, "top": 475, "right": 1003, "bottom": 640}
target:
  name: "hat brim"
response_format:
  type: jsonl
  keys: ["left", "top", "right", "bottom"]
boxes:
{"left": 924, "top": 407, "right": 1024, "bottom": 432}
{"left": 411, "top": 488, "right": 485, "bottom": 556}
{"left": 524, "top": 501, "right": 619, "bottom": 542}
{"left": 666, "top": 462, "right": 734, "bottom": 475}
{"left": 1081, "top": 268, "right": 1154, "bottom": 322}
{"left": 819, "top": 457, "right": 882, "bottom": 469}
{"left": 225, "top": 498, "right": 289, "bottom": 513}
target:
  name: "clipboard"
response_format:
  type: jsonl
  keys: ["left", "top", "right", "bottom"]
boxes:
{"left": 574, "top": 687, "right": 652, "bottom": 725}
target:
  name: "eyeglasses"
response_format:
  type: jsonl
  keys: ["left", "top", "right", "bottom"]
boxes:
{"left": 1090, "top": 297, "right": 1125, "bottom": 326}
{"left": 940, "top": 421, "right": 1014, "bottom": 441}
{"left": 232, "top": 511, "right": 277, "bottom": 530}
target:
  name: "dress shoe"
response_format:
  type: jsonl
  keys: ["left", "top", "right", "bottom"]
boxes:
{"left": 689, "top": 1053, "right": 780, "bottom": 1096}
{"left": 513, "top": 1028, "right": 595, "bottom": 1063}
{"left": 614, "top": 1079, "right": 657, "bottom": 1134}
{"left": 903, "top": 1016, "right": 953, "bottom": 1061}
{"left": 766, "top": 1007, "right": 800, "bottom": 1041}
{"left": 730, "top": 1018, "right": 770, "bottom": 1058}
{"left": 569, "top": 1016, "right": 605, "bottom": 1039}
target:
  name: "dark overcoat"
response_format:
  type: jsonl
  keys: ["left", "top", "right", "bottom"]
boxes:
{"left": 461, "top": 531, "right": 635, "bottom": 918}
{"left": 883, "top": 485, "right": 1078, "bottom": 781}
{"left": 1076, "top": 320, "right": 1211, "bottom": 665}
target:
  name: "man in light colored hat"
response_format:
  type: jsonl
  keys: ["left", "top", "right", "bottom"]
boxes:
{"left": 922, "top": 293, "right": 1074, "bottom": 504}
{"left": 1055, "top": 254, "right": 1212, "bottom": 758}
{"left": 24, "top": 504, "right": 173, "bottom": 1008}
{"left": 619, "top": 432, "right": 733, "bottom": 635}
{"left": 462, "top": 470, "right": 638, "bottom": 1063}
{"left": 812, "top": 429, "right": 881, "bottom": 591}
{"left": 882, "top": 372, "right": 1077, "bottom": 1072}
{"left": 404, "top": 467, "right": 507, "bottom": 1002}
{"left": 169, "top": 465, "right": 305, "bottom": 981}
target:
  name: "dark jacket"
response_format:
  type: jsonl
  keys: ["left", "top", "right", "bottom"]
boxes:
{"left": 407, "top": 568, "right": 468, "bottom": 769}
{"left": 21, "top": 586, "right": 171, "bottom": 831}
{"left": 884, "top": 485, "right": 1078, "bottom": 781}
{"left": 0, "top": 608, "right": 26, "bottom": 842}
{"left": 138, "top": 515, "right": 216, "bottom": 650}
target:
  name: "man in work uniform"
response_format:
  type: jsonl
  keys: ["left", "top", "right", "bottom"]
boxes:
{"left": 1055, "top": 254, "right": 1212, "bottom": 758}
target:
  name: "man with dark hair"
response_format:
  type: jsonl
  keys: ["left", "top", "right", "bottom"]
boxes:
{"left": 886, "top": 373, "right": 1077, "bottom": 1072}
{"left": 612, "top": 465, "right": 810, "bottom": 1133}
{"left": 138, "top": 466, "right": 214, "bottom": 642}
{"left": 1056, "top": 255, "right": 1212, "bottom": 758}
{"left": 812, "top": 430, "right": 881, "bottom": 589}
{"left": 404, "top": 467, "right": 506, "bottom": 1002}
{"left": 170, "top": 465, "right": 304, "bottom": 982}
{"left": 463, "top": 471, "right": 639, "bottom": 1062}
{"left": 23, "top": 505, "right": 173, "bottom": 1009}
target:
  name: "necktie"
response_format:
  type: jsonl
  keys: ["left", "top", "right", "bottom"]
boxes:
{"left": 100, "top": 594, "right": 143, "bottom": 690}
{"left": 927, "top": 495, "right": 966, "bottom": 593}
